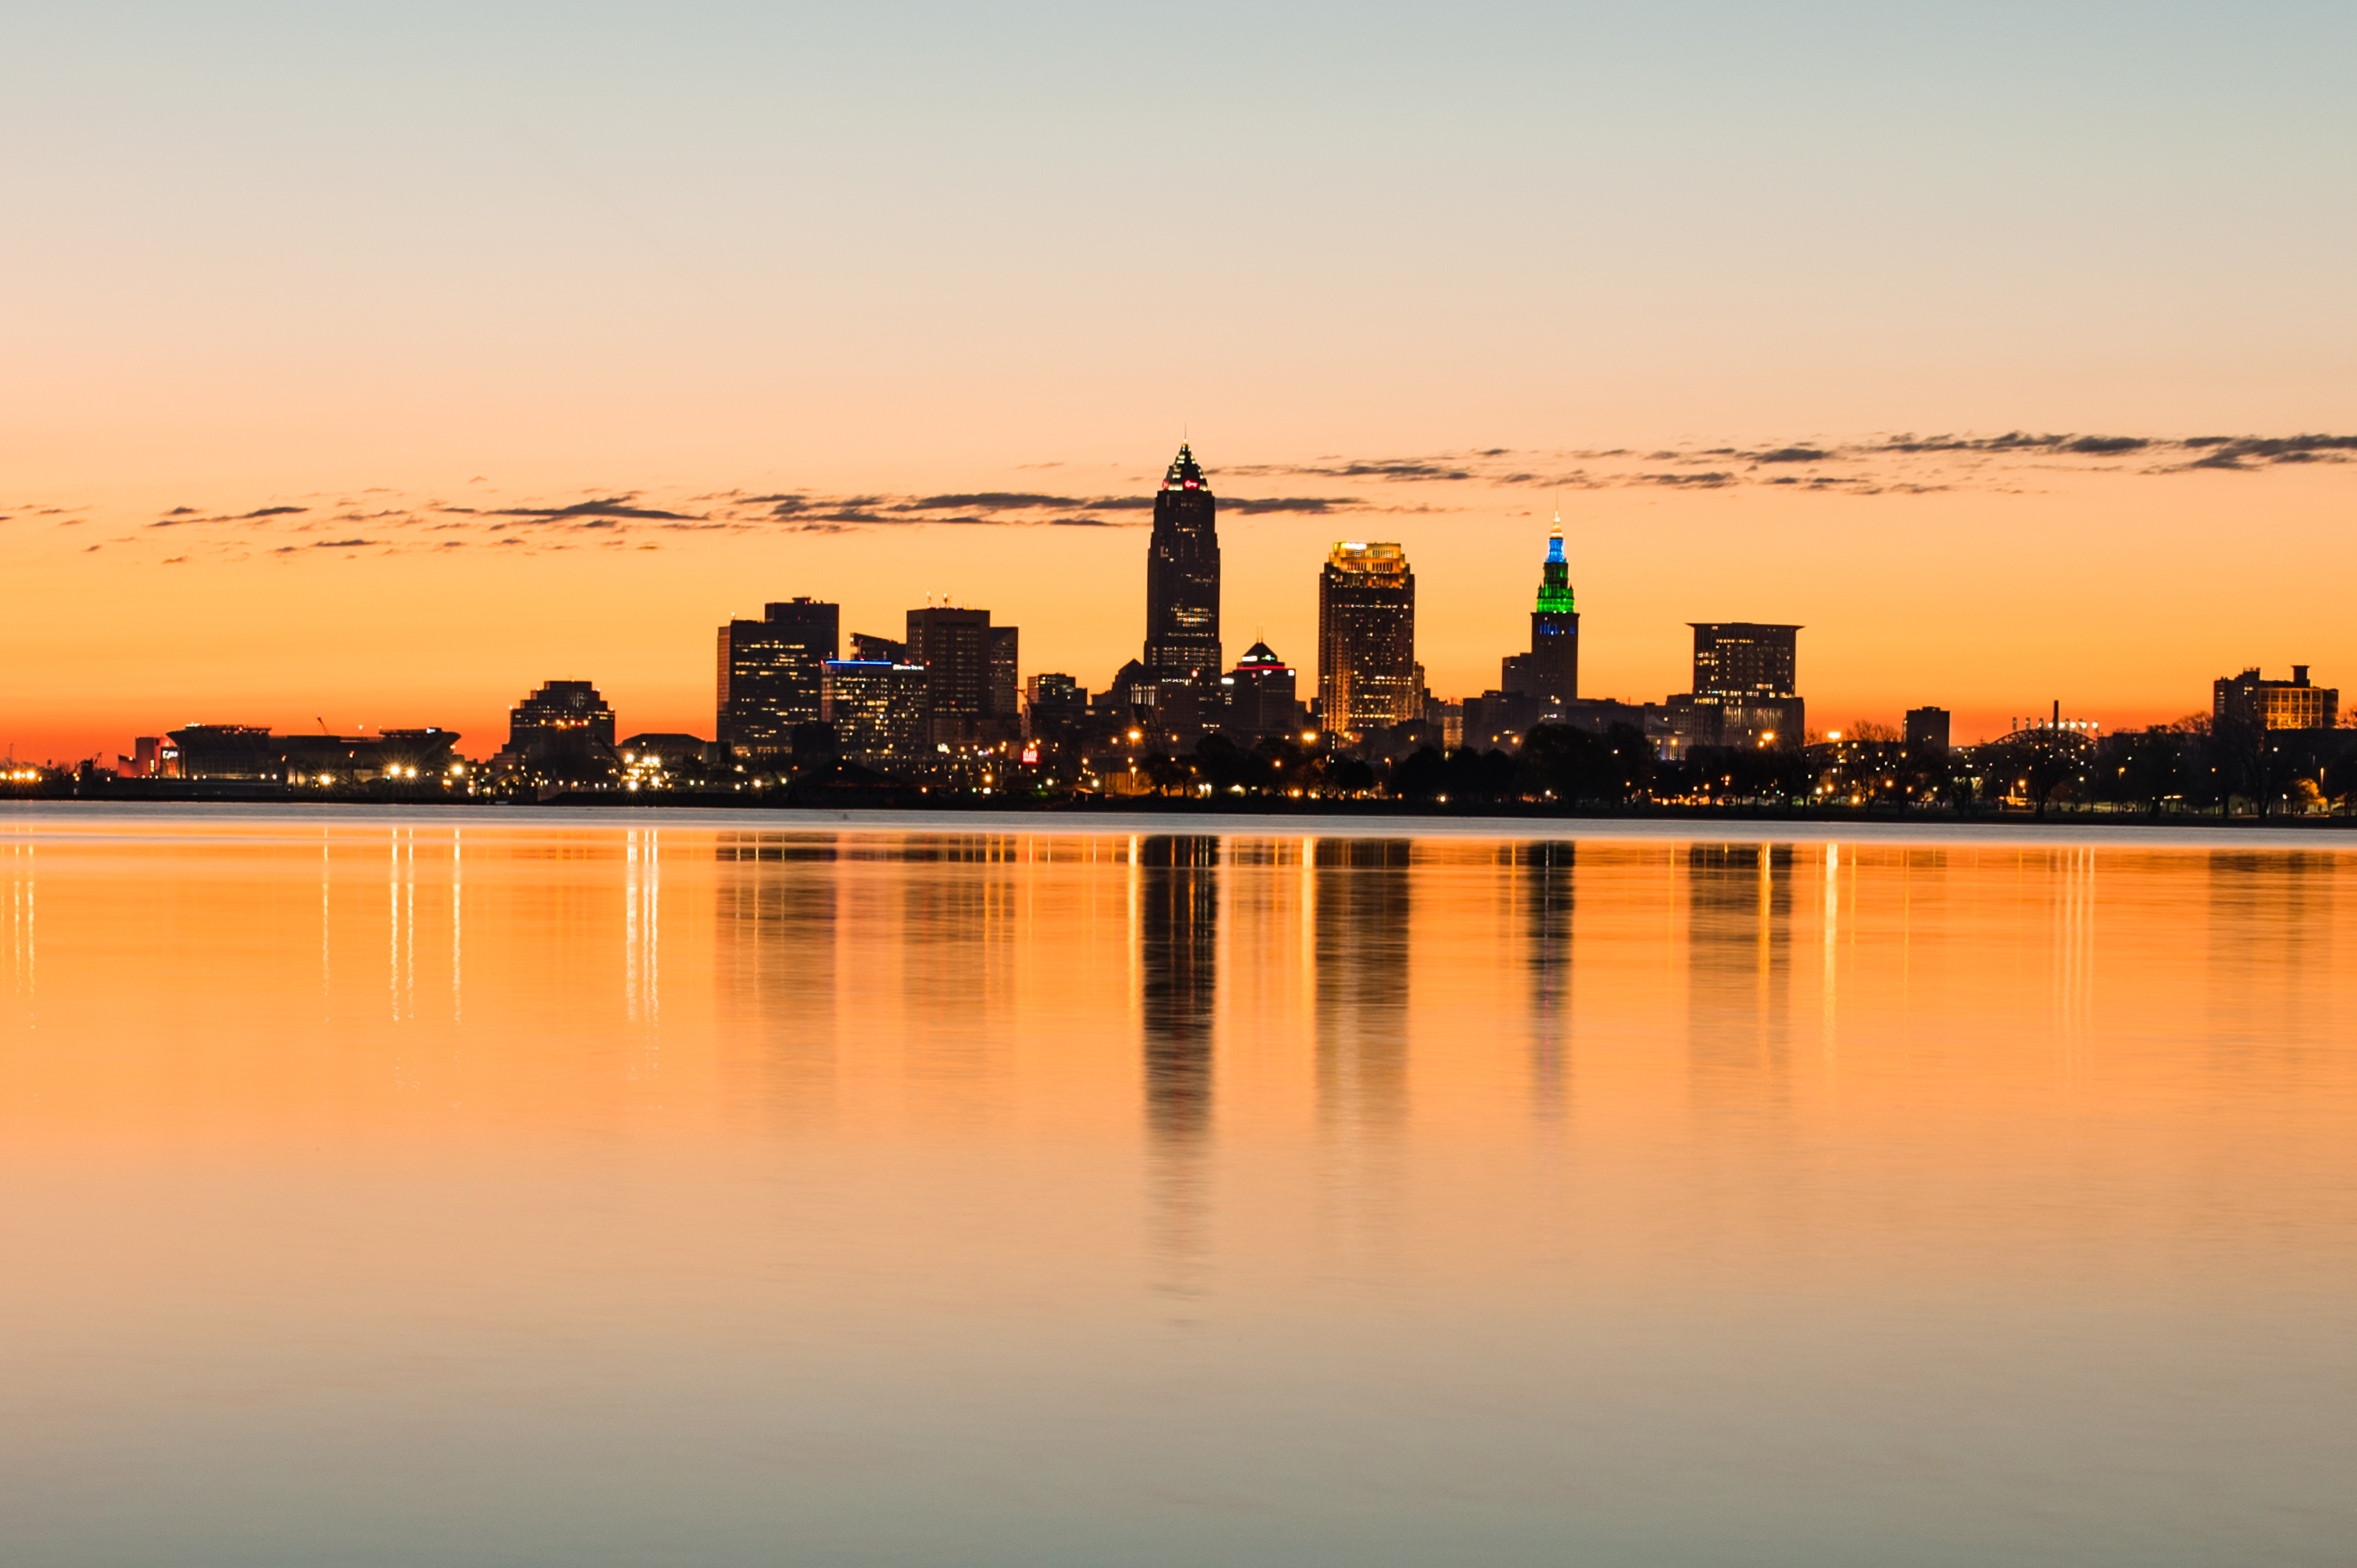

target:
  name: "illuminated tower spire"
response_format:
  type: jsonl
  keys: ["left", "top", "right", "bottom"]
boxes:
{"left": 1535, "top": 512, "right": 1574, "bottom": 613}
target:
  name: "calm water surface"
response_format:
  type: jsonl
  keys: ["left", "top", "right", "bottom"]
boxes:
{"left": 2, "top": 809, "right": 2353, "bottom": 1566}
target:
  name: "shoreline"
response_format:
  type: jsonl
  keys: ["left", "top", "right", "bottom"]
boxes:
{"left": 3, "top": 798, "right": 2353, "bottom": 849}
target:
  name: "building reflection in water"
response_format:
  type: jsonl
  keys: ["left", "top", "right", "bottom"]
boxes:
{"left": 1313, "top": 839, "right": 1412, "bottom": 1133}
{"left": 1513, "top": 841, "right": 1576, "bottom": 1119}
{"left": 2207, "top": 849, "right": 2343, "bottom": 1077}
{"left": 894, "top": 837, "right": 1022, "bottom": 1060}
{"left": 1136, "top": 836, "right": 1220, "bottom": 1294}
{"left": 451, "top": 828, "right": 463, "bottom": 1025}
{"left": 1137, "top": 837, "right": 1219, "bottom": 1141}
{"left": 714, "top": 833, "right": 840, "bottom": 1124}
{"left": 1685, "top": 842, "right": 1794, "bottom": 1107}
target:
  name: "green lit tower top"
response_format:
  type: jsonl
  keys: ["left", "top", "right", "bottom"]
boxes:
{"left": 1534, "top": 516, "right": 1575, "bottom": 613}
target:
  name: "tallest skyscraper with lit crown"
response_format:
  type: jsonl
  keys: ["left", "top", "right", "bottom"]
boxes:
{"left": 1142, "top": 443, "right": 1221, "bottom": 684}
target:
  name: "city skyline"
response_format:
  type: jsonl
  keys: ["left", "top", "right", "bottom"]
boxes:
{"left": 11, "top": 435, "right": 2353, "bottom": 768}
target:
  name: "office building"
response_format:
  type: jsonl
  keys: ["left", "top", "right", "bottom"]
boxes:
{"left": 1500, "top": 518, "right": 1579, "bottom": 703}
{"left": 851, "top": 631, "right": 907, "bottom": 662}
{"left": 1692, "top": 623, "right": 1800, "bottom": 699}
{"left": 1319, "top": 542, "right": 1417, "bottom": 733}
{"left": 1685, "top": 623, "right": 1804, "bottom": 748}
{"left": 495, "top": 680, "right": 618, "bottom": 783}
{"left": 1224, "top": 641, "right": 1300, "bottom": 738}
{"left": 989, "top": 625, "right": 1020, "bottom": 721}
{"left": 508, "top": 680, "right": 616, "bottom": 749}
{"left": 1142, "top": 443, "right": 1221, "bottom": 685}
{"left": 716, "top": 597, "right": 839, "bottom": 757}
{"left": 2215, "top": 666, "right": 2339, "bottom": 731}
{"left": 1905, "top": 707, "right": 1952, "bottom": 752}
{"left": 1026, "top": 673, "right": 1089, "bottom": 736}
{"left": 905, "top": 606, "right": 1016, "bottom": 745}
{"left": 821, "top": 660, "right": 929, "bottom": 761}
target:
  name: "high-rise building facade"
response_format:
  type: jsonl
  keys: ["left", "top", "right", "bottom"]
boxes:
{"left": 499, "top": 680, "right": 618, "bottom": 784}
{"left": 1142, "top": 443, "right": 1221, "bottom": 685}
{"left": 988, "top": 625, "right": 1020, "bottom": 722}
{"left": 509, "top": 680, "right": 616, "bottom": 749}
{"left": 1691, "top": 623, "right": 1800, "bottom": 699}
{"left": 1686, "top": 623, "right": 1803, "bottom": 748}
{"left": 1224, "top": 641, "right": 1300, "bottom": 738}
{"left": 905, "top": 606, "right": 1016, "bottom": 745}
{"left": 820, "top": 660, "right": 929, "bottom": 761}
{"left": 2215, "top": 665, "right": 2339, "bottom": 731}
{"left": 1318, "top": 542, "right": 1417, "bottom": 734}
{"left": 717, "top": 597, "right": 840, "bottom": 757}
{"left": 1501, "top": 519, "right": 1579, "bottom": 702}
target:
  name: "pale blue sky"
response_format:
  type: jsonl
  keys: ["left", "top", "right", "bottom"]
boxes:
{"left": 5, "top": 0, "right": 2352, "bottom": 484}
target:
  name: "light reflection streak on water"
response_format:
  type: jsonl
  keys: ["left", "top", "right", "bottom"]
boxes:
{"left": 5, "top": 840, "right": 29, "bottom": 1020}
{"left": 1822, "top": 841, "right": 1840, "bottom": 1069}
{"left": 451, "top": 827, "right": 462, "bottom": 1026}
{"left": 625, "top": 829, "right": 661, "bottom": 1091}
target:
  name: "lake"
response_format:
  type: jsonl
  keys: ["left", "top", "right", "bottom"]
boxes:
{"left": 1, "top": 808, "right": 2352, "bottom": 1566}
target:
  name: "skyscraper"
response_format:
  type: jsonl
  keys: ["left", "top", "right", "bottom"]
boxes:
{"left": 1142, "top": 443, "right": 1221, "bottom": 685}
{"left": 1501, "top": 517, "right": 1579, "bottom": 702}
{"left": 820, "top": 660, "right": 929, "bottom": 761}
{"left": 1318, "top": 542, "right": 1417, "bottom": 733}
{"left": 1686, "top": 623, "right": 1804, "bottom": 747}
{"left": 716, "top": 597, "right": 839, "bottom": 757}
{"left": 1691, "top": 623, "right": 1800, "bottom": 700}
{"left": 905, "top": 606, "right": 1016, "bottom": 745}
{"left": 988, "top": 625, "right": 1020, "bottom": 721}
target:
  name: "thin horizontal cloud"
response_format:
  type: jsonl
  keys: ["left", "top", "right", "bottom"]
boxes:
{"left": 487, "top": 496, "right": 705, "bottom": 522}
{"left": 902, "top": 492, "right": 1096, "bottom": 511}
{"left": 2182, "top": 434, "right": 2357, "bottom": 470}
{"left": 1224, "top": 496, "right": 1362, "bottom": 514}
{"left": 1232, "top": 459, "right": 1475, "bottom": 482}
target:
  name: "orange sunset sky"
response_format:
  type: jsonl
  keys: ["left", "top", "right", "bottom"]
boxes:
{"left": 5, "top": 2, "right": 2352, "bottom": 762}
